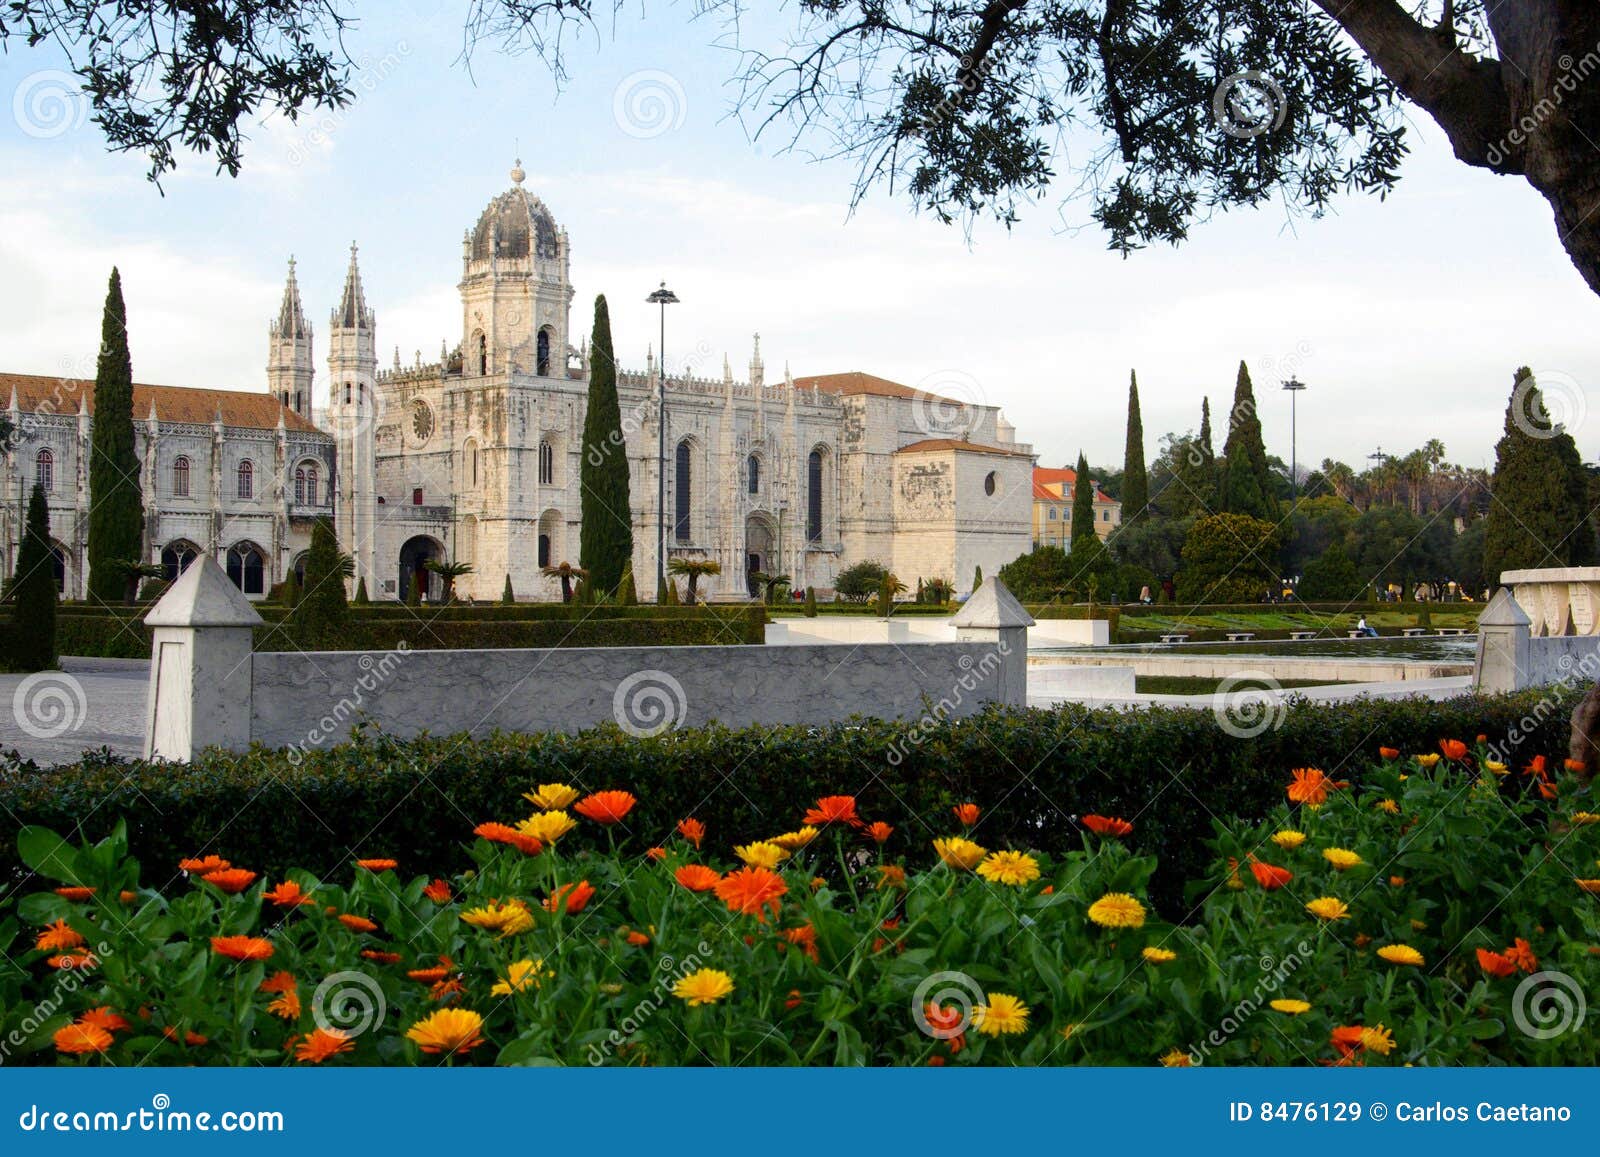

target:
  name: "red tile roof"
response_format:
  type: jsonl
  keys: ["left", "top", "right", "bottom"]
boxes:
{"left": 1033, "top": 466, "right": 1120, "bottom": 505}
{"left": 1, "top": 372, "right": 321, "bottom": 433}
{"left": 794, "top": 371, "right": 956, "bottom": 403}
{"left": 896, "top": 438, "right": 1030, "bottom": 456}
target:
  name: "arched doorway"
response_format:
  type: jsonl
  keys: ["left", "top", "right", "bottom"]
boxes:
{"left": 398, "top": 535, "right": 443, "bottom": 602}
{"left": 49, "top": 543, "right": 67, "bottom": 595}
{"left": 226, "top": 541, "right": 267, "bottom": 596}
{"left": 744, "top": 514, "right": 775, "bottom": 598}
{"left": 537, "top": 509, "right": 562, "bottom": 572}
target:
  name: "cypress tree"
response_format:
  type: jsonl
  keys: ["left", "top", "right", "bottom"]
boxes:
{"left": 617, "top": 564, "right": 637, "bottom": 605}
{"left": 501, "top": 574, "right": 515, "bottom": 604}
{"left": 8, "top": 482, "right": 57, "bottom": 671}
{"left": 804, "top": 586, "right": 818, "bottom": 617}
{"left": 296, "top": 517, "right": 349, "bottom": 644}
{"left": 1070, "top": 452, "right": 1096, "bottom": 546}
{"left": 1484, "top": 367, "right": 1595, "bottom": 578}
{"left": 972, "top": 565, "right": 983, "bottom": 592}
{"left": 86, "top": 268, "right": 144, "bottom": 603}
{"left": 1219, "top": 361, "right": 1276, "bottom": 522}
{"left": 353, "top": 576, "right": 369, "bottom": 605}
{"left": 1121, "top": 370, "right": 1148, "bottom": 522}
{"left": 579, "top": 295, "right": 632, "bottom": 597}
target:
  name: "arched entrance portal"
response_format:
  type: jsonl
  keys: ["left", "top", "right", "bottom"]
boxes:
{"left": 398, "top": 536, "right": 443, "bottom": 602}
{"left": 744, "top": 514, "right": 775, "bottom": 598}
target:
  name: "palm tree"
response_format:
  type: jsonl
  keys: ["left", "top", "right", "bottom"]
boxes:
{"left": 106, "top": 558, "right": 165, "bottom": 605}
{"left": 749, "top": 571, "right": 791, "bottom": 605}
{"left": 876, "top": 571, "right": 908, "bottom": 617}
{"left": 542, "top": 561, "right": 588, "bottom": 604}
{"left": 667, "top": 556, "right": 722, "bottom": 604}
{"left": 424, "top": 558, "right": 474, "bottom": 603}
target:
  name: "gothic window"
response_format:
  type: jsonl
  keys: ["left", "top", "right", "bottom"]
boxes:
{"left": 34, "top": 448, "right": 53, "bottom": 493}
{"left": 474, "top": 332, "right": 488, "bottom": 376}
{"left": 807, "top": 450, "right": 824, "bottom": 543}
{"left": 675, "top": 440, "right": 692, "bottom": 542}
{"left": 747, "top": 454, "right": 760, "bottom": 495}
{"left": 237, "top": 459, "right": 254, "bottom": 499}
{"left": 465, "top": 439, "right": 479, "bottom": 487}
{"left": 306, "top": 464, "right": 319, "bottom": 503}
{"left": 538, "top": 534, "right": 551, "bottom": 568}
{"left": 344, "top": 383, "right": 352, "bottom": 405}
{"left": 173, "top": 456, "right": 190, "bottom": 497}
{"left": 537, "top": 328, "right": 552, "bottom": 377}
{"left": 294, "top": 466, "right": 307, "bottom": 505}
{"left": 226, "top": 542, "right": 266, "bottom": 595}
{"left": 160, "top": 540, "right": 198, "bottom": 582}
{"left": 539, "top": 440, "right": 554, "bottom": 486}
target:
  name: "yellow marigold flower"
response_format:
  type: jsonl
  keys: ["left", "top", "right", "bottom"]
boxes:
{"left": 976, "top": 850, "right": 1041, "bottom": 886}
{"left": 1304, "top": 896, "right": 1350, "bottom": 921}
{"left": 1375, "top": 799, "right": 1401, "bottom": 815}
{"left": 933, "top": 836, "right": 987, "bottom": 871}
{"left": 672, "top": 968, "right": 734, "bottom": 1007}
{"left": 1322, "top": 847, "right": 1364, "bottom": 871}
{"left": 1409, "top": 919, "right": 1427, "bottom": 932}
{"left": 490, "top": 958, "right": 551, "bottom": 995}
{"left": 1159, "top": 1048, "right": 1192, "bottom": 1067}
{"left": 1414, "top": 753, "right": 1441, "bottom": 768}
{"left": 405, "top": 1008, "right": 485, "bottom": 1055}
{"left": 1360, "top": 1024, "right": 1396, "bottom": 1055}
{"left": 1270, "top": 830, "right": 1306, "bottom": 850}
{"left": 1058, "top": 1023, "right": 1084, "bottom": 1041}
{"left": 460, "top": 900, "right": 534, "bottom": 938}
{"left": 523, "top": 783, "right": 580, "bottom": 811}
{"left": 973, "top": 993, "right": 1029, "bottom": 1036}
{"left": 518, "top": 810, "right": 577, "bottom": 844}
{"left": 770, "top": 827, "right": 820, "bottom": 851}
{"left": 1141, "top": 946, "right": 1177, "bottom": 964}
{"left": 1087, "top": 892, "right": 1146, "bottom": 929}
{"left": 1377, "top": 943, "right": 1424, "bottom": 967}
{"left": 1270, "top": 999, "right": 1311, "bottom": 1014}
{"left": 1484, "top": 760, "right": 1509, "bottom": 776}
{"left": 1571, "top": 812, "right": 1600, "bottom": 826}
{"left": 1579, "top": 879, "right": 1600, "bottom": 894}
{"left": 734, "top": 841, "right": 790, "bottom": 870}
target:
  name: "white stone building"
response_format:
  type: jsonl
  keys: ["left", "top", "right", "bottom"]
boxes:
{"left": 3, "top": 165, "right": 1036, "bottom": 603}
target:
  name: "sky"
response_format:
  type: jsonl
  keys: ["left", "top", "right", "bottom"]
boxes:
{"left": 2, "top": 4, "right": 1597, "bottom": 476}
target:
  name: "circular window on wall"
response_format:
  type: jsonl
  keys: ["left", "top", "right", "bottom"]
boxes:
{"left": 984, "top": 471, "right": 998, "bottom": 496}
{"left": 411, "top": 398, "right": 435, "bottom": 444}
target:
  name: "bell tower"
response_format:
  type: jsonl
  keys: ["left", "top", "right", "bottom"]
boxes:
{"left": 267, "top": 257, "right": 314, "bottom": 420}
{"left": 327, "top": 242, "right": 377, "bottom": 593}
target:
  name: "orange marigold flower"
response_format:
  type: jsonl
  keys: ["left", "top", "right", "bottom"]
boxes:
{"left": 264, "top": 880, "right": 314, "bottom": 907}
{"left": 77, "top": 1007, "right": 131, "bottom": 1033}
{"left": 952, "top": 803, "right": 980, "bottom": 826}
{"left": 923, "top": 1002, "right": 967, "bottom": 1051}
{"left": 54, "top": 1023, "right": 113, "bottom": 1054}
{"left": 1082, "top": 814, "right": 1133, "bottom": 837}
{"left": 810, "top": 876, "right": 826, "bottom": 892}
{"left": 645, "top": 847, "right": 667, "bottom": 862}
{"left": 1476, "top": 948, "right": 1517, "bottom": 978}
{"left": 473, "top": 821, "right": 544, "bottom": 855}
{"left": 782, "top": 923, "right": 820, "bottom": 963}
{"left": 1439, "top": 738, "right": 1468, "bottom": 761}
{"left": 1538, "top": 780, "right": 1560, "bottom": 802}
{"left": 1378, "top": 746, "right": 1400, "bottom": 760}
{"left": 1389, "top": 875, "right": 1406, "bottom": 887}
{"left": 405, "top": 1008, "right": 486, "bottom": 1055}
{"left": 179, "top": 855, "right": 230, "bottom": 873}
{"left": 361, "top": 950, "right": 403, "bottom": 964}
{"left": 356, "top": 858, "right": 398, "bottom": 872}
{"left": 201, "top": 868, "right": 257, "bottom": 894}
{"left": 211, "top": 935, "right": 274, "bottom": 961}
{"left": 408, "top": 965, "right": 451, "bottom": 984}
{"left": 35, "top": 919, "right": 86, "bottom": 952}
{"left": 54, "top": 886, "right": 96, "bottom": 901}
{"left": 118, "top": 890, "right": 138, "bottom": 904}
{"left": 714, "top": 866, "right": 787, "bottom": 922}
{"left": 294, "top": 1027, "right": 354, "bottom": 1063}
{"left": 674, "top": 865, "right": 721, "bottom": 892}
{"left": 803, "top": 795, "right": 861, "bottom": 827}
{"left": 1287, "top": 767, "right": 1334, "bottom": 806}
{"left": 160, "top": 1025, "right": 208, "bottom": 1046}
{"left": 1526, "top": 755, "right": 1549, "bottom": 779}
{"left": 626, "top": 930, "right": 651, "bottom": 947}
{"left": 420, "top": 878, "right": 452, "bottom": 902}
{"left": 46, "top": 949, "right": 98, "bottom": 970}
{"left": 544, "top": 880, "right": 596, "bottom": 915}
{"left": 1503, "top": 937, "right": 1538, "bottom": 972}
{"left": 785, "top": 989, "right": 804, "bottom": 1011}
{"left": 259, "top": 970, "right": 297, "bottom": 993}
{"left": 864, "top": 821, "right": 894, "bottom": 844}
{"left": 1565, "top": 758, "right": 1587, "bottom": 774}
{"left": 1247, "top": 856, "right": 1293, "bottom": 890}
{"left": 677, "top": 818, "right": 706, "bottom": 848}
{"left": 338, "top": 914, "right": 378, "bottom": 934}
{"left": 267, "top": 988, "right": 302, "bottom": 1020}
{"left": 574, "top": 790, "right": 637, "bottom": 825}
{"left": 877, "top": 864, "right": 907, "bottom": 890}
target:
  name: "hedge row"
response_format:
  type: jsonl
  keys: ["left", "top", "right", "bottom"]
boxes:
{"left": 1, "top": 686, "right": 1575, "bottom": 916}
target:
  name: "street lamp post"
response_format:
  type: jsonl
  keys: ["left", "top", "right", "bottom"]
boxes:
{"left": 646, "top": 281, "right": 680, "bottom": 601}
{"left": 1282, "top": 377, "right": 1306, "bottom": 497}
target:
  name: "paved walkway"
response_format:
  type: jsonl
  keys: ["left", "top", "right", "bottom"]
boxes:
{"left": 1029, "top": 675, "right": 1476, "bottom": 710}
{"left": 0, "top": 658, "right": 148, "bottom": 766}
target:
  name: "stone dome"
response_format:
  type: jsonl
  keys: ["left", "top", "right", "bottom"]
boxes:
{"left": 470, "top": 162, "right": 560, "bottom": 261}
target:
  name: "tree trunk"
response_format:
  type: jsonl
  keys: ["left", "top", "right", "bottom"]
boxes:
{"left": 1569, "top": 683, "right": 1600, "bottom": 784}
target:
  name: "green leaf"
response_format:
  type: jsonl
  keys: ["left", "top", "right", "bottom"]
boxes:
{"left": 17, "top": 826, "right": 79, "bottom": 883}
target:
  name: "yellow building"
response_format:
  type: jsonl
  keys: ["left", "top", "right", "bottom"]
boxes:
{"left": 1031, "top": 466, "right": 1121, "bottom": 549}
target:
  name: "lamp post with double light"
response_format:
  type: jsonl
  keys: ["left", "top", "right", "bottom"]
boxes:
{"left": 646, "top": 281, "right": 679, "bottom": 600}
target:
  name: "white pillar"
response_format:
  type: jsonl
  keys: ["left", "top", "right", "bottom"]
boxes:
{"left": 143, "top": 555, "right": 263, "bottom": 760}
{"left": 950, "top": 577, "right": 1034, "bottom": 706}
{"left": 1475, "top": 588, "right": 1532, "bottom": 694}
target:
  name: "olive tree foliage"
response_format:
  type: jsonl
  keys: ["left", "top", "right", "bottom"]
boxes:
{"left": 12, "top": 3, "right": 1600, "bottom": 296}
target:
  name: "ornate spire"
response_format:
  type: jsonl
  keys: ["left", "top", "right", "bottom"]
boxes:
{"left": 510, "top": 157, "right": 526, "bottom": 185}
{"left": 749, "top": 332, "right": 764, "bottom": 390}
{"left": 272, "top": 256, "right": 309, "bottom": 339}
{"left": 333, "top": 241, "right": 373, "bottom": 331}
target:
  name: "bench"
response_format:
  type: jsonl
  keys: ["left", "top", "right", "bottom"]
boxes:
{"left": 1288, "top": 630, "right": 1317, "bottom": 641}
{"left": 1225, "top": 632, "right": 1256, "bottom": 642}
{"left": 1401, "top": 627, "right": 1428, "bottom": 637}
{"left": 1159, "top": 634, "right": 1190, "bottom": 644}
{"left": 1348, "top": 630, "right": 1380, "bottom": 639}
{"left": 1436, "top": 628, "right": 1469, "bottom": 636}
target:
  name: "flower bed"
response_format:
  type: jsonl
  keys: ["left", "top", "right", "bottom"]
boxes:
{"left": 5, "top": 744, "right": 1596, "bottom": 1066}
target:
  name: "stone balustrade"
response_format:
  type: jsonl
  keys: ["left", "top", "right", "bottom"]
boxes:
{"left": 1501, "top": 567, "right": 1600, "bottom": 637}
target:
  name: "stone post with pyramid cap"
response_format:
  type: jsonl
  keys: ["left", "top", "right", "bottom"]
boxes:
{"left": 949, "top": 577, "right": 1034, "bottom": 706}
{"left": 1474, "top": 587, "right": 1532, "bottom": 694}
{"left": 143, "top": 555, "right": 263, "bottom": 760}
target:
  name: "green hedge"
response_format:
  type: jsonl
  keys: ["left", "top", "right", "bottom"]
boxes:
{"left": 0, "top": 687, "right": 1574, "bottom": 916}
